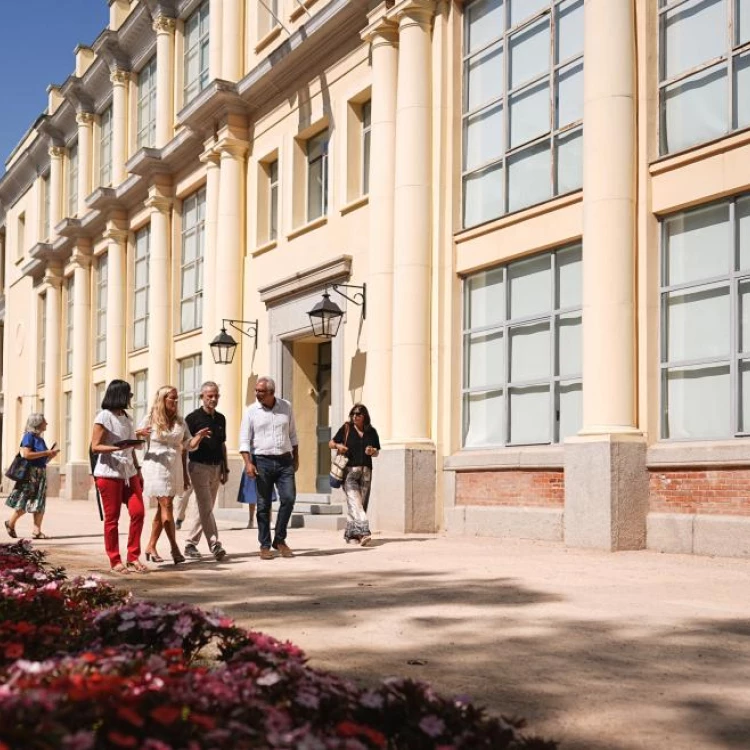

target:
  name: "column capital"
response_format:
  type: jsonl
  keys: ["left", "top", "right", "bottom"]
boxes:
{"left": 361, "top": 15, "right": 399, "bottom": 45}
{"left": 49, "top": 145, "right": 66, "bottom": 159}
{"left": 110, "top": 68, "right": 132, "bottom": 86}
{"left": 69, "top": 252, "right": 92, "bottom": 272}
{"left": 42, "top": 267, "right": 64, "bottom": 290}
{"left": 200, "top": 147, "right": 221, "bottom": 167}
{"left": 76, "top": 112, "right": 95, "bottom": 127}
{"left": 104, "top": 227, "right": 129, "bottom": 244}
{"left": 145, "top": 194, "right": 173, "bottom": 214}
{"left": 152, "top": 14, "right": 176, "bottom": 34}
{"left": 216, "top": 137, "right": 249, "bottom": 160}
{"left": 388, "top": 0, "right": 436, "bottom": 27}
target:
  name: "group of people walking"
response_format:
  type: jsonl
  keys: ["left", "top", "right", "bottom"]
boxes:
{"left": 5, "top": 375, "right": 381, "bottom": 574}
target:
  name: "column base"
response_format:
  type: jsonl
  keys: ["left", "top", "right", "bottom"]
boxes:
{"left": 45, "top": 465, "right": 61, "bottom": 498}
{"left": 369, "top": 444, "right": 437, "bottom": 533}
{"left": 564, "top": 434, "right": 648, "bottom": 550}
{"left": 62, "top": 462, "right": 94, "bottom": 501}
{"left": 216, "top": 455, "right": 243, "bottom": 509}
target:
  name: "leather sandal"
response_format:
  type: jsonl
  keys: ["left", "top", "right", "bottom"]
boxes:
{"left": 111, "top": 563, "right": 130, "bottom": 574}
{"left": 4, "top": 520, "right": 17, "bottom": 539}
{"left": 126, "top": 560, "right": 149, "bottom": 574}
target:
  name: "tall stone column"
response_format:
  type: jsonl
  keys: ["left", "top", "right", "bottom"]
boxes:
{"left": 209, "top": 0, "right": 223, "bottom": 80}
{"left": 375, "top": 0, "right": 436, "bottom": 533}
{"left": 361, "top": 12, "right": 398, "bottom": 441}
{"left": 42, "top": 269, "right": 63, "bottom": 497}
{"left": 214, "top": 135, "right": 248, "bottom": 451}
{"left": 153, "top": 15, "right": 176, "bottom": 148}
{"left": 76, "top": 112, "right": 94, "bottom": 215}
{"left": 65, "top": 245, "right": 93, "bottom": 500}
{"left": 48, "top": 145, "right": 64, "bottom": 232}
{"left": 110, "top": 69, "right": 131, "bottom": 185}
{"left": 563, "top": 0, "right": 648, "bottom": 551}
{"left": 221, "top": 0, "right": 243, "bottom": 81}
{"left": 200, "top": 144, "right": 220, "bottom": 385}
{"left": 104, "top": 220, "right": 128, "bottom": 383}
{"left": 145, "top": 186, "right": 173, "bottom": 391}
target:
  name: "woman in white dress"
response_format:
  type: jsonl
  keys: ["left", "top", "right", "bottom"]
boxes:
{"left": 139, "top": 386, "right": 210, "bottom": 564}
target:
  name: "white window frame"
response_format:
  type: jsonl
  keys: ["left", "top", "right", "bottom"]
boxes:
{"left": 100, "top": 106, "right": 113, "bottom": 187}
{"left": 461, "top": 0, "right": 584, "bottom": 228}
{"left": 65, "top": 276, "right": 74, "bottom": 376}
{"left": 180, "top": 188, "right": 205, "bottom": 332}
{"left": 94, "top": 254, "right": 108, "bottom": 365}
{"left": 184, "top": 0, "right": 210, "bottom": 104}
{"left": 131, "top": 371, "right": 149, "bottom": 428}
{"left": 269, "top": 159, "right": 279, "bottom": 241}
{"left": 63, "top": 392, "right": 72, "bottom": 463}
{"left": 41, "top": 173, "right": 50, "bottom": 241}
{"left": 307, "top": 129, "right": 329, "bottom": 222}
{"left": 178, "top": 354, "right": 203, "bottom": 414}
{"left": 133, "top": 226, "right": 150, "bottom": 350}
{"left": 461, "top": 244, "right": 583, "bottom": 448}
{"left": 361, "top": 100, "right": 372, "bottom": 196}
{"left": 137, "top": 57, "right": 157, "bottom": 149}
{"left": 658, "top": 0, "right": 750, "bottom": 155}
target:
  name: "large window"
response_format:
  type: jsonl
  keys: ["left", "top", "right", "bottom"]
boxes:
{"left": 180, "top": 189, "right": 205, "bottom": 332}
{"left": 67, "top": 142, "right": 78, "bottom": 217}
{"left": 462, "top": 244, "right": 583, "bottom": 447}
{"left": 100, "top": 106, "right": 113, "bottom": 187}
{"left": 63, "top": 392, "right": 72, "bottom": 463}
{"left": 38, "top": 294, "right": 46, "bottom": 386}
{"left": 659, "top": 0, "right": 750, "bottom": 155}
{"left": 133, "top": 226, "right": 150, "bottom": 350}
{"left": 269, "top": 159, "right": 279, "bottom": 241}
{"left": 362, "top": 100, "right": 372, "bottom": 195}
{"left": 307, "top": 130, "right": 329, "bottom": 222}
{"left": 132, "top": 371, "right": 149, "bottom": 428}
{"left": 137, "top": 57, "right": 157, "bottom": 149}
{"left": 184, "top": 0, "right": 210, "bottom": 103}
{"left": 94, "top": 254, "right": 108, "bottom": 365}
{"left": 462, "top": 0, "right": 584, "bottom": 228}
{"left": 41, "top": 174, "right": 50, "bottom": 241}
{"left": 65, "top": 276, "right": 74, "bottom": 376}
{"left": 178, "top": 354, "right": 203, "bottom": 414}
{"left": 660, "top": 195, "right": 750, "bottom": 439}
{"left": 93, "top": 381, "right": 106, "bottom": 415}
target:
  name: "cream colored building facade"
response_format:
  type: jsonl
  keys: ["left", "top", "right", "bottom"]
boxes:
{"left": 1, "top": 0, "right": 749, "bottom": 557}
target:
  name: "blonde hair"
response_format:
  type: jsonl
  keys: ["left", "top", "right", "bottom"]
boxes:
{"left": 147, "top": 386, "right": 182, "bottom": 437}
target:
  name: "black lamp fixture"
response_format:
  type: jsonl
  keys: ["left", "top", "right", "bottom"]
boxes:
{"left": 210, "top": 319, "right": 259, "bottom": 365}
{"left": 307, "top": 283, "right": 366, "bottom": 339}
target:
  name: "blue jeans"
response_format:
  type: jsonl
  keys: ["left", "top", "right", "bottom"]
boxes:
{"left": 253, "top": 455, "right": 296, "bottom": 549}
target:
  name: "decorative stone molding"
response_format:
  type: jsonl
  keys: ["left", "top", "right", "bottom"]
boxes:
{"left": 258, "top": 255, "right": 352, "bottom": 305}
{"left": 48, "top": 145, "right": 65, "bottom": 159}
{"left": 76, "top": 112, "right": 95, "bottom": 126}
{"left": 388, "top": 0, "right": 436, "bottom": 27}
{"left": 42, "top": 268, "right": 64, "bottom": 289}
{"left": 199, "top": 147, "right": 220, "bottom": 167}
{"left": 152, "top": 15, "right": 177, "bottom": 34}
{"left": 361, "top": 13, "right": 399, "bottom": 45}
{"left": 145, "top": 194, "right": 173, "bottom": 213}
{"left": 217, "top": 137, "right": 249, "bottom": 160}
{"left": 110, "top": 69, "right": 133, "bottom": 86}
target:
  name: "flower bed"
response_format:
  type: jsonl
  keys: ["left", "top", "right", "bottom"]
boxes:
{"left": 0, "top": 541, "right": 557, "bottom": 749}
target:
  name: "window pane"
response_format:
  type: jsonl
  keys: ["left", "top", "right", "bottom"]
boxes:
{"left": 666, "top": 284, "right": 730, "bottom": 361}
{"left": 558, "top": 314, "right": 582, "bottom": 377}
{"left": 739, "top": 197, "right": 750, "bottom": 271}
{"left": 181, "top": 299, "right": 194, "bottom": 332}
{"left": 465, "top": 103, "right": 504, "bottom": 170}
{"left": 134, "top": 320, "right": 147, "bottom": 349}
{"left": 740, "top": 280, "right": 750, "bottom": 353}
{"left": 557, "top": 245, "right": 582, "bottom": 308}
{"left": 466, "top": 330, "right": 504, "bottom": 388}
{"left": 509, "top": 17, "right": 550, "bottom": 89}
{"left": 464, "top": 164, "right": 503, "bottom": 227}
{"left": 556, "top": 127, "right": 583, "bottom": 194}
{"left": 182, "top": 265, "right": 196, "bottom": 295}
{"left": 510, "top": 385, "right": 550, "bottom": 443}
{"left": 510, "top": 0, "right": 547, "bottom": 27}
{"left": 557, "top": 61, "right": 583, "bottom": 127}
{"left": 510, "top": 321, "right": 551, "bottom": 381}
{"left": 509, "top": 80, "right": 549, "bottom": 148}
{"left": 464, "top": 390, "right": 504, "bottom": 447}
{"left": 663, "top": 0, "right": 726, "bottom": 79}
{"left": 557, "top": 0, "right": 584, "bottom": 62}
{"left": 740, "top": 359, "right": 750, "bottom": 431}
{"left": 665, "top": 202, "right": 730, "bottom": 285}
{"left": 466, "top": 43, "right": 503, "bottom": 112}
{"left": 662, "top": 65, "right": 728, "bottom": 153}
{"left": 507, "top": 141, "right": 552, "bottom": 213}
{"left": 466, "top": 267, "right": 504, "bottom": 328}
{"left": 308, "top": 159, "right": 324, "bottom": 221}
{"left": 509, "top": 254, "right": 551, "bottom": 318}
{"left": 739, "top": 0, "right": 750, "bottom": 44}
{"left": 559, "top": 381, "right": 582, "bottom": 439}
{"left": 467, "top": 0, "right": 504, "bottom": 53}
{"left": 735, "top": 51, "right": 750, "bottom": 130}
{"left": 665, "top": 364, "right": 730, "bottom": 439}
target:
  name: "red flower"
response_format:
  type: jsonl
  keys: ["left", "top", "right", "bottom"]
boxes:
{"left": 4, "top": 643, "right": 24, "bottom": 659}
{"left": 151, "top": 705, "right": 182, "bottom": 725}
{"left": 189, "top": 713, "right": 216, "bottom": 730}
{"left": 336, "top": 721, "right": 386, "bottom": 746}
{"left": 117, "top": 706, "right": 145, "bottom": 727}
{"left": 107, "top": 732, "right": 138, "bottom": 748}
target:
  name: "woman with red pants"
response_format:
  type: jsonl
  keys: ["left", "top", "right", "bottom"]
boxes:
{"left": 90, "top": 379, "right": 148, "bottom": 574}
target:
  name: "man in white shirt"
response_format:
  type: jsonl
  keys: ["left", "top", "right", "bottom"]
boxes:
{"left": 239, "top": 376, "right": 299, "bottom": 560}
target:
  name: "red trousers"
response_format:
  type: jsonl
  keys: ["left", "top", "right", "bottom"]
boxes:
{"left": 95, "top": 476, "right": 145, "bottom": 567}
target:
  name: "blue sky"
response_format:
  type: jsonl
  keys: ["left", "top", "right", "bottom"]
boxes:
{"left": 0, "top": 2, "right": 109, "bottom": 174}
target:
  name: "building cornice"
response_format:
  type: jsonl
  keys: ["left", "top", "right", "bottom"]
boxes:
{"left": 259, "top": 255, "right": 353, "bottom": 305}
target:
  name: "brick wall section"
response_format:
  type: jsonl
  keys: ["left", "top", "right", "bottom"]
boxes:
{"left": 455, "top": 470, "right": 564, "bottom": 507}
{"left": 649, "top": 469, "right": 750, "bottom": 516}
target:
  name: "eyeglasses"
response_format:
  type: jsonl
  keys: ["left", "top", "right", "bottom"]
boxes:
{"left": 351, "top": 411, "right": 364, "bottom": 417}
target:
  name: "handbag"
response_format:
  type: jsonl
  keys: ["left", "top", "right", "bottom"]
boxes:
{"left": 5, "top": 453, "right": 30, "bottom": 483}
{"left": 329, "top": 423, "right": 351, "bottom": 489}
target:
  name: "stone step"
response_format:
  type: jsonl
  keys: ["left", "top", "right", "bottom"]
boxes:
{"left": 294, "top": 502, "right": 343, "bottom": 515}
{"left": 290, "top": 513, "right": 347, "bottom": 531}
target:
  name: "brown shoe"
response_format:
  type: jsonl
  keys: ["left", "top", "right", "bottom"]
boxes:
{"left": 259, "top": 548, "right": 274, "bottom": 560}
{"left": 274, "top": 542, "right": 294, "bottom": 558}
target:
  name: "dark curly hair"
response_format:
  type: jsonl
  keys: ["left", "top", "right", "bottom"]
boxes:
{"left": 348, "top": 403, "right": 372, "bottom": 429}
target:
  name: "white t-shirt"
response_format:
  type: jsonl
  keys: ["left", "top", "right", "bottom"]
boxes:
{"left": 93, "top": 410, "right": 138, "bottom": 480}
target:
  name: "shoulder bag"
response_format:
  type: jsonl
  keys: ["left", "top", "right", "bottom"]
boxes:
{"left": 329, "top": 423, "right": 351, "bottom": 489}
{"left": 5, "top": 453, "right": 30, "bottom": 483}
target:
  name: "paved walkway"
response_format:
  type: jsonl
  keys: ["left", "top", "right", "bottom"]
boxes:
{"left": 6, "top": 497, "right": 750, "bottom": 749}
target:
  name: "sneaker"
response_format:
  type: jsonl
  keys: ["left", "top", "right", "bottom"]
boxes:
{"left": 211, "top": 543, "right": 227, "bottom": 562}
{"left": 184, "top": 544, "right": 201, "bottom": 559}
{"left": 175, "top": 519, "right": 183, "bottom": 530}
{"left": 273, "top": 542, "right": 295, "bottom": 558}
{"left": 259, "top": 548, "right": 274, "bottom": 560}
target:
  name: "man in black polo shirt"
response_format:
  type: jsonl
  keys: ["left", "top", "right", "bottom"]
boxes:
{"left": 183, "top": 381, "right": 228, "bottom": 561}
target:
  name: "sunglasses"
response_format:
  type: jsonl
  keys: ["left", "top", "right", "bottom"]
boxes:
{"left": 351, "top": 411, "right": 364, "bottom": 417}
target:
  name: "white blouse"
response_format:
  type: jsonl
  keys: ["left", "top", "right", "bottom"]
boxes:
{"left": 92, "top": 410, "right": 138, "bottom": 480}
